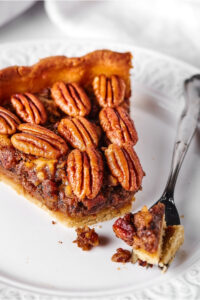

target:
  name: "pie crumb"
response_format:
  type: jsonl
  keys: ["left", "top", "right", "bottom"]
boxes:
{"left": 58, "top": 240, "right": 63, "bottom": 244}
{"left": 73, "top": 226, "right": 99, "bottom": 251}
{"left": 111, "top": 248, "right": 132, "bottom": 263}
{"left": 138, "top": 259, "right": 153, "bottom": 268}
{"left": 52, "top": 220, "right": 56, "bottom": 225}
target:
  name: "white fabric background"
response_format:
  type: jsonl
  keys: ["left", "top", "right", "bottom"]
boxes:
{"left": 0, "top": 1, "right": 35, "bottom": 27}
{"left": 45, "top": 0, "right": 200, "bottom": 67}
{"left": 0, "top": 0, "right": 200, "bottom": 68}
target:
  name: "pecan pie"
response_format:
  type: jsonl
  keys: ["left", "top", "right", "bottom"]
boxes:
{"left": 0, "top": 50, "right": 144, "bottom": 227}
{"left": 113, "top": 203, "right": 184, "bottom": 270}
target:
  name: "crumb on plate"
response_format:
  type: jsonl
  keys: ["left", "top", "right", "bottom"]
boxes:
{"left": 111, "top": 248, "right": 132, "bottom": 263}
{"left": 73, "top": 226, "right": 99, "bottom": 251}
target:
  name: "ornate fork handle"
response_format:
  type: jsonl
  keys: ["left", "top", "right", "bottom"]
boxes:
{"left": 163, "top": 75, "right": 200, "bottom": 197}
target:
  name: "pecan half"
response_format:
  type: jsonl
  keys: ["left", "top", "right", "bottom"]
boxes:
{"left": 11, "top": 93, "right": 47, "bottom": 124}
{"left": 93, "top": 75, "right": 126, "bottom": 108}
{"left": 58, "top": 117, "right": 99, "bottom": 151}
{"left": 11, "top": 123, "right": 68, "bottom": 159}
{"left": 67, "top": 147, "right": 103, "bottom": 199}
{"left": 104, "top": 143, "right": 144, "bottom": 191}
{"left": 51, "top": 81, "right": 91, "bottom": 117}
{"left": 0, "top": 106, "right": 20, "bottom": 135}
{"left": 99, "top": 107, "right": 138, "bottom": 146}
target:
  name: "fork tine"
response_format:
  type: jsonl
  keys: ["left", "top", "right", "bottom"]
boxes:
{"left": 152, "top": 196, "right": 180, "bottom": 226}
{"left": 159, "top": 198, "right": 180, "bottom": 226}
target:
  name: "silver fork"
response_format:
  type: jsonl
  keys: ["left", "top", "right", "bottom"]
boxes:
{"left": 153, "top": 75, "right": 200, "bottom": 226}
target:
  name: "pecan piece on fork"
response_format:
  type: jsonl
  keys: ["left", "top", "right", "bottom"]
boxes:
{"left": 11, "top": 93, "right": 47, "bottom": 124}
{"left": 67, "top": 147, "right": 103, "bottom": 199}
{"left": 51, "top": 81, "right": 91, "bottom": 117}
{"left": 11, "top": 123, "right": 68, "bottom": 159}
{"left": 0, "top": 106, "right": 20, "bottom": 135}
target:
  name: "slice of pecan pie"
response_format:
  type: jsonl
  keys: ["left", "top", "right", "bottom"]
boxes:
{"left": 0, "top": 50, "right": 144, "bottom": 227}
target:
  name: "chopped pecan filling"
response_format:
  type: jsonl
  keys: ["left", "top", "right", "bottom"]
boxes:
{"left": 113, "top": 213, "right": 136, "bottom": 246}
{"left": 113, "top": 203, "right": 165, "bottom": 253}
{"left": 111, "top": 248, "right": 132, "bottom": 263}
{"left": 0, "top": 147, "right": 21, "bottom": 169}
{"left": 73, "top": 226, "right": 99, "bottom": 251}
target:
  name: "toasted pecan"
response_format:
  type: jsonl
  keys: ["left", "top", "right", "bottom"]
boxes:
{"left": 93, "top": 75, "right": 126, "bottom": 108}
{"left": 11, "top": 123, "right": 68, "bottom": 159}
{"left": 105, "top": 143, "right": 144, "bottom": 191}
{"left": 51, "top": 81, "right": 91, "bottom": 117}
{"left": 58, "top": 117, "right": 99, "bottom": 151}
{"left": 99, "top": 107, "right": 138, "bottom": 146}
{"left": 67, "top": 147, "right": 103, "bottom": 199}
{"left": 11, "top": 93, "right": 47, "bottom": 124}
{"left": 0, "top": 106, "right": 20, "bottom": 135}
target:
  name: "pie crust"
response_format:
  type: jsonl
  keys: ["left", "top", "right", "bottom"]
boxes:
{"left": 0, "top": 50, "right": 132, "bottom": 103}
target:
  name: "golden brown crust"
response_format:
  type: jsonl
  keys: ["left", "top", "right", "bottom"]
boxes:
{"left": 0, "top": 50, "right": 132, "bottom": 104}
{"left": 159, "top": 225, "right": 184, "bottom": 268}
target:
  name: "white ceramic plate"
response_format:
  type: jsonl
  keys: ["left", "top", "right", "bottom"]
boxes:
{"left": 0, "top": 40, "right": 200, "bottom": 300}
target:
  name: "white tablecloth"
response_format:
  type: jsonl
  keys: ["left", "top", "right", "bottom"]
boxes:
{"left": 0, "top": 0, "right": 200, "bottom": 68}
